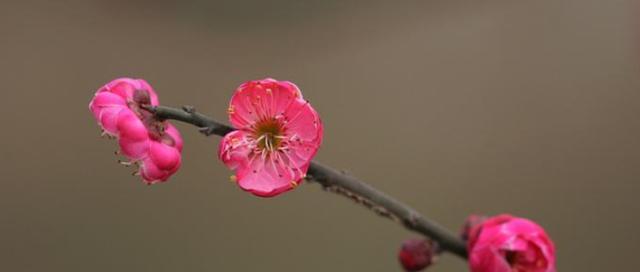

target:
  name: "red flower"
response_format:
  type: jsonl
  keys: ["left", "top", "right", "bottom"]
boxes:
{"left": 219, "top": 78, "right": 323, "bottom": 197}
{"left": 467, "top": 214, "right": 556, "bottom": 272}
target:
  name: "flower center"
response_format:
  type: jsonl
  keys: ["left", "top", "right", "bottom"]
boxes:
{"left": 504, "top": 247, "right": 547, "bottom": 271}
{"left": 253, "top": 118, "right": 284, "bottom": 152}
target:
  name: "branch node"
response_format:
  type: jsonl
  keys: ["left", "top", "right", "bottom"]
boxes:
{"left": 406, "top": 212, "right": 420, "bottom": 227}
{"left": 182, "top": 105, "right": 196, "bottom": 114}
{"left": 198, "top": 126, "right": 216, "bottom": 136}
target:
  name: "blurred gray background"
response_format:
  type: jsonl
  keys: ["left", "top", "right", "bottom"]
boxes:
{"left": 1, "top": 0, "right": 639, "bottom": 271}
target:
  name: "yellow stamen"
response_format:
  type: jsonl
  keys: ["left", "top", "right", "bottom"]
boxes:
{"left": 230, "top": 175, "right": 237, "bottom": 182}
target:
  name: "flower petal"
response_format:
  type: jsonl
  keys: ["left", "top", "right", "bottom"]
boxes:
{"left": 98, "top": 107, "right": 126, "bottom": 135}
{"left": 89, "top": 92, "right": 127, "bottom": 119}
{"left": 119, "top": 137, "right": 150, "bottom": 160}
{"left": 139, "top": 157, "right": 168, "bottom": 184}
{"left": 283, "top": 99, "right": 322, "bottom": 142}
{"left": 469, "top": 245, "right": 512, "bottom": 272}
{"left": 117, "top": 111, "right": 148, "bottom": 140}
{"left": 236, "top": 157, "right": 294, "bottom": 197}
{"left": 276, "top": 80, "right": 303, "bottom": 99}
{"left": 149, "top": 141, "right": 181, "bottom": 171}
{"left": 106, "top": 78, "right": 138, "bottom": 100}
{"left": 218, "top": 130, "right": 251, "bottom": 170}
{"left": 164, "top": 123, "right": 183, "bottom": 151}
{"left": 117, "top": 111, "right": 150, "bottom": 159}
{"left": 228, "top": 79, "right": 303, "bottom": 129}
{"left": 286, "top": 139, "right": 321, "bottom": 169}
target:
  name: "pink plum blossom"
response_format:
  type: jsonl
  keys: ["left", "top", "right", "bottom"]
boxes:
{"left": 218, "top": 78, "right": 323, "bottom": 197}
{"left": 467, "top": 214, "right": 556, "bottom": 272}
{"left": 89, "top": 78, "right": 183, "bottom": 184}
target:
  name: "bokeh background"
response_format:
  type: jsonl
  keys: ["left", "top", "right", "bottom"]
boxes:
{"left": 1, "top": 0, "right": 639, "bottom": 271}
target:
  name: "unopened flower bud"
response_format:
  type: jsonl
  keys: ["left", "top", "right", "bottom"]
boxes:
{"left": 89, "top": 78, "right": 183, "bottom": 184}
{"left": 398, "top": 238, "right": 438, "bottom": 271}
{"left": 466, "top": 214, "right": 557, "bottom": 272}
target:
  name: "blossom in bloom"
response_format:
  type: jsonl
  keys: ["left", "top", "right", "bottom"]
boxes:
{"left": 218, "top": 78, "right": 323, "bottom": 197}
{"left": 467, "top": 214, "right": 556, "bottom": 272}
{"left": 89, "top": 78, "right": 183, "bottom": 184}
{"left": 398, "top": 238, "right": 438, "bottom": 271}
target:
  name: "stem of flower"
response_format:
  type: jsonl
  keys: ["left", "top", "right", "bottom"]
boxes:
{"left": 146, "top": 104, "right": 468, "bottom": 259}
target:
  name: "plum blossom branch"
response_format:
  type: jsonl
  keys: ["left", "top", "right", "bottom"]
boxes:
{"left": 146, "top": 104, "right": 468, "bottom": 259}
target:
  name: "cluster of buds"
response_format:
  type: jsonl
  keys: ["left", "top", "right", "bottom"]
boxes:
{"left": 89, "top": 78, "right": 183, "bottom": 184}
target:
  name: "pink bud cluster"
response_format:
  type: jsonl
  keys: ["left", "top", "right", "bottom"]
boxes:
{"left": 89, "top": 78, "right": 183, "bottom": 184}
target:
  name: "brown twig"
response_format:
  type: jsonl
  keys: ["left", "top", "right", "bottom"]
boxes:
{"left": 146, "top": 105, "right": 468, "bottom": 258}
